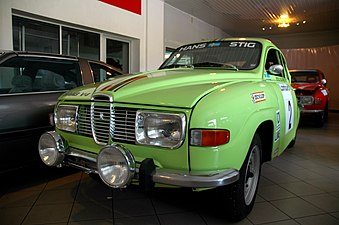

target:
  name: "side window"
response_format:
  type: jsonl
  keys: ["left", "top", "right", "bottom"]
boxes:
{"left": 265, "top": 49, "right": 285, "bottom": 77}
{"left": 0, "top": 66, "right": 22, "bottom": 94}
{"left": 278, "top": 52, "right": 287, "bottom": 78}
{"left": 89, "top": 62, "right": 122, "bottom": 82}
{"left": 265, "top": 49, "right": 280, "bottom": 71}
{"left": 0, "top": 56, "right": 80, "bottom": 94}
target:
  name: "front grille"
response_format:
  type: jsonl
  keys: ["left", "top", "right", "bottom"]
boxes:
{"left": 91, "top": 102, "right": 112, "bottom": 145}
{"left": 77, "top": 104, "right": 137, "bottom": 145}
{"left": 77, "top": 106, "right": 91, "bottom": 137}
{"left": 113, "top": 108, "right": 137, "bottom": 142}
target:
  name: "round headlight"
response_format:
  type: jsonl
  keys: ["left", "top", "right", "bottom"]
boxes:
{"left": 97, "top": 145, "right": 135, "bottom": 188}
{"left": 38, "top": 131, "right": 65, "bottom": 166}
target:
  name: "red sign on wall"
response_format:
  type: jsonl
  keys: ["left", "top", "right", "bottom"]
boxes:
{"left": 99, "top": 0, "right": 142, "bottom": 15}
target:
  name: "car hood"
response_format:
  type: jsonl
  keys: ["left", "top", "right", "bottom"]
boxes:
{"left": 291, "top": 83, "right": 321, "bottom": 92}
{"left": 60, "top": 68, "right": 257, "bottom": 108}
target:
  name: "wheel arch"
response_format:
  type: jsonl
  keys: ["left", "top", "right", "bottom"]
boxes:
{"left": 256, "top": 120, "right": 274, "bottom": 163}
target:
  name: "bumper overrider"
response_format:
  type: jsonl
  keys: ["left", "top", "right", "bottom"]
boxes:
{"left": 38, "top": 131, "right": 239, "bottom": 189}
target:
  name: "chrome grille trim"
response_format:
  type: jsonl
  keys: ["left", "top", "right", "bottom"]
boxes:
{"left": 76, "top": 101, "right": 137, "bottom": 144}
{"left": 91, "top": 94, "right": 113, "bottom": 145}
{"left": 77, "top": 106, "right": 92, "bottom": 136}
{"left": 113, "top": 108, "right": 137, "bottom": 142}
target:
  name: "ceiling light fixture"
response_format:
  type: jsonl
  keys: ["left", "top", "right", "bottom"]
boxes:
{"left": 277, "top": 14, "right": 291, "bottom": 28}
{"left": 261, "top": 13, "right": 306, "bottom": 31}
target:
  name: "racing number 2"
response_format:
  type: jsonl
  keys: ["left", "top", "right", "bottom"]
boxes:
{"left": 279, "top": 83, "right": 294, "bottom": 134}
{"left": 287, "top": 100, "right": 292, "bottom": 130}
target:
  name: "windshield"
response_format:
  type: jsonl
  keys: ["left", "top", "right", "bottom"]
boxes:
{"left": 160, "top": 41, "right": 262, "bottom": 70}
{"left": 290, "top": 71, "right": 319, "bottom": 83}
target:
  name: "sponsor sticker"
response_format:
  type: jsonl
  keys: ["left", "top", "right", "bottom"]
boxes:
{"left": 178, "top": 43, "right": 207, "bottom": 52}
{"left": 321, "top": 89, "right": 328, "bottom": 96}
{"left": 274, "top": 110, "right": 281, "bottom": 142}
{"left": 208, "top": 42, "right": 221, "bottom": 47}
{"left": 251, "top": 91, "right": 266, "bottom": 103}
{"left": 229, "top": 42, "right": 256, "bottom": 48}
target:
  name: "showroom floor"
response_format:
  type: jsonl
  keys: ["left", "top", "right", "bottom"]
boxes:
{"left": 1, "top": 113, "right": 339, "bottom": 225}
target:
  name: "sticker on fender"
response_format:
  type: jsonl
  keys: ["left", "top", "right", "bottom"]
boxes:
{"left": 251, "top": 91, "right": 266, "bottom": 103}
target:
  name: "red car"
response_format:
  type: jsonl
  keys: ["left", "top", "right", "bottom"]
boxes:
{"left": 290, "top": 69, "right": 329, "bottom": 127}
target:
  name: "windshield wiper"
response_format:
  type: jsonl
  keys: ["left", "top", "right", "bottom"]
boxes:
{"left": 160, "top": 64, "right": 194, "bottom": 69}
{"left": 192, "top": 62, "right": 238, "bottom": 71}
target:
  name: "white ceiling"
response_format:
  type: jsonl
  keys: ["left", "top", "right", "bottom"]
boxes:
{"left": 164, "top": 0, "right": 339, "bottom": 36}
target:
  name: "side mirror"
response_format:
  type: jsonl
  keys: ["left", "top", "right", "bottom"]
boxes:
{"left": 268, "top": 64, "right": 283, "bottom": 75}
{"left": 321, "top": 78, "right": 327, "bottom": 86}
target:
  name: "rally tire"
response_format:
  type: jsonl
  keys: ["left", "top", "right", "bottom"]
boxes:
{"left": 223, "top": 133, "right": 262, "bottom": 221}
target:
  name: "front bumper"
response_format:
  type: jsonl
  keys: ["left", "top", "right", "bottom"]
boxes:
{"left": 38, "top": 131, "right": 239, "bottom": 188}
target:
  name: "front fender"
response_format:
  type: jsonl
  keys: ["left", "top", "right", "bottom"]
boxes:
{"left": 189, "top": 81, "right": 279, "bottom": 171}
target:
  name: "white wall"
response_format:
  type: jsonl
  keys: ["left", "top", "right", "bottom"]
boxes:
{"left": 164, "top": 4, "right": 230, "bottom": 49}
{"left": 0, "top": 0, "right": 165, "bottom": 72}
{"left": 145, "top": 0, "right": 164, "bottom": 70}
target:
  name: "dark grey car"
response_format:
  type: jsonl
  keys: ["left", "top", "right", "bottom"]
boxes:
{"left": 0, "top": 51, "right": 123, "bottom": 173}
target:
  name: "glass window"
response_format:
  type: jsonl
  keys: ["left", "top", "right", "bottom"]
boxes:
{"left": 106, "top": 39, "right": 129, "bottom": 73}
{"left": 89, "top": 62, "right": 122, "bottom": 82}
{"left": 265, "top": 49, "right": 281, "bottom": 70}
{"left": 265, "top": 49, "right": 285, "bottom": 77}
{"left": 165, "top": 47, "right": 175, "bottom": 59}
{"left": 160, "top": 41, "right": 262, "bottom": 70}
{"left": 12, "top": 16, "right": 59, "bottom": 53}
{"left": 62, "top": 27, "right": 100, "bottom": 60}
{"left": 290, "top": 71, "right": 319, "bottom": 83}
{"left": 0, "top": 56, "right": 80, "bottom": 94}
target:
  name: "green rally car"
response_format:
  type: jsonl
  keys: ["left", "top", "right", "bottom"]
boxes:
{"left": 38, "top": 38, "right": 299, "bottom": 220}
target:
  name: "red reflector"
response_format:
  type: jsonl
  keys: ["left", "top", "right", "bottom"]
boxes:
{"left": 201, "top": 130, "right": 230, "bottom": 146}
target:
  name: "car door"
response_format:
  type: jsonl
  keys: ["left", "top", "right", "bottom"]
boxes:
{"left": 264, "top": 48, "right": 298, "bottom": 155}
{"left": 0, "top": 54, "right": 81, "bottom": 171}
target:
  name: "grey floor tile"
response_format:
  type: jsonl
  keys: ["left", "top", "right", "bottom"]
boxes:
{"left": 76, "top": 176, "right": 113, "bottom": 202}
{"left": 36, "top": 189, "right": 76, "bottom": 205}
{"left": 261, "top": 164, "right": 282, "bottom": 175}
{"left": 70, "top": 201, "right": 113, "bottom": 222}
{"left": 115, "top": 215, "right": 160, "bottom": 225}
{"left": 158, "top": 212, "right": 206, "bottom": 225}
{"left": 258, "top": 176, "right": 276, "bottom": 188}
{"left": 150, "top": 189, "right": 199, "bottom": 214}
{"left": 113, "top": 198, "right": 155, "bottom": 218}
{"left": 202, "top": 214, "right": 253, "bottom": 225}
{"left": 22, "top": 203, "right": 73, "bottom": 225}
{"left": 302, "top": 193, "right": 339, "bottom": 212}
{"left": 305, "top": 179, "right": 339, "bottom": 192}
{"left": 261, "top": 220, "right": 300, "bottom": 225}
{"left": 284, "top": 168, "right": 324, "bottom": 180}
{"left": 295, "top": 214, "right": 339, "bottom": 225}
{"left": 271, "top": 197, "right": 324, "bottom": 218}
{"left": 247, "top": 202, "right": 289, "bottom": 224}
{"left": 44, "top": 171, "right": 82, "bottom": 190}
{"left": 268, "top": 159, "right": 305, "bottom": 173}
{"left": 258, "top": 184, "right": 295, "bottom": 201}
{"left": 255, "top": 194, "right": 266, "bottom": 203}
{"left": 0, "top": 206, "right": 31, "bottom": 225}
{"left": 278, "top": 181, "right": 324, "bottom": 196}
{"left": 0, "top": 190, "right": 40, "bottom": 208}
{"left": 111, "top": 186, "right": 149, "bottom": 200}
{"left": 262, "top": 171, "right": 300, "bottom": 184}
{"left": 68, "top": 219, "right": 113, "bottom": 225}
{"left": 331, "top": 211, "right": 339, "bottom": 219}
